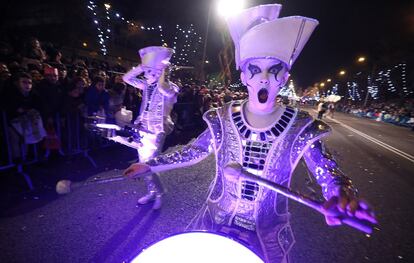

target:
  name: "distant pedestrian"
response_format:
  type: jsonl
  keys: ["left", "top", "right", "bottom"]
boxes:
{"left": 317, "top": 100, "right": 326, "bottom": 119}
{"left": 327, "top": 102, "right": 335, "bottom": 118}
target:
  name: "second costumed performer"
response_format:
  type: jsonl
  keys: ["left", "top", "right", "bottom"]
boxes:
{"left": 124, "top": 5, "right": 376, "bottom": 263}
{"left": 122, "top": 46, "right": 179, "bottom": 210}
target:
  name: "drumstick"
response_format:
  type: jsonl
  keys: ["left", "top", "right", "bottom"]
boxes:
{"left": 56, "top": 172, "right": 150, "bottom": 195}
{"left": 224, "top": 163, "right": 374, "bottom": 234}
{"left": 95, "top": 123, "right": 155, "bottom": 135}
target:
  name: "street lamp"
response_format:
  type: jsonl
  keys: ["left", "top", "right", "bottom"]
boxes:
{"left": 217, "top": 0, "right": 246, "bottom": 17}
{"left": 339, "top": 70, "right": 346, "bottom": 76}
{"left": 201, "top": 0, "right": 246, "bottom": 81}
{"left": 356, "top": 56, "right": 377, "bottom": 107}
{"left": 327, "top": 78, "right": 331, "bottom": 82}
{"left": 357, "top": 56, "right": 366, "bottom": 63}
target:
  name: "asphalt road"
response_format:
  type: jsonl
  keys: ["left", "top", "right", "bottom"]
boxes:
{"left": 0, "top": 108, "right": 413, "bottom": 263}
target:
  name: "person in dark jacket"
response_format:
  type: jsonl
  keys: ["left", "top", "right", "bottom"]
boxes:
{"left": 84, "top": 76, "right": 110, "bottom": 118}
{"left": 2, "top": 72, "right": 44, "bottom": 159}
{"left": 35, "top": 66, "right": 64, "bottom": 124}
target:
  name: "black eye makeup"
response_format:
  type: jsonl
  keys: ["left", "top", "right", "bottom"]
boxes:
{"left": 268, "top": 63, "right": 284, "bottom": 81}
{"left": 248, "top": 64, "right": 261, "bottom": 79}
{"left": 268, "top": 63, "right": 283, "bottom": 75}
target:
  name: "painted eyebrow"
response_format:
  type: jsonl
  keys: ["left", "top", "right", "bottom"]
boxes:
{"left": 268, "top": 63, "right": 283, "bottom": 74}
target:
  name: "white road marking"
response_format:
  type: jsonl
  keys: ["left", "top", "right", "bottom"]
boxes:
{"left": 310, "top": 109, "right": 414, "bottom": 164}
{"left": 366, "top": 123, "right": 382, "bottom": 127}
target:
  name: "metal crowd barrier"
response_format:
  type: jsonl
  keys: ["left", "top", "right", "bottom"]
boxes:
{"left": 0, "top": 111, "right": 117, "bottom": 191}
{"left": 0, "top": 101, "right": 211, "bottom": 191}
{"left": 0, "top": 111, "right": 14, "bottom": 171}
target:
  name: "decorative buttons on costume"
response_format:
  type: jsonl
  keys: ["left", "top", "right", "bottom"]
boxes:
{"left": 231, "top": 103, "right": 295, "bottom": 202}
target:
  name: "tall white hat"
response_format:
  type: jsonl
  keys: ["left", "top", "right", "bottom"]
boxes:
{"left": 139, "top": 46, "right": 174, "bottom": 69}
{"left": 226, "top": 4, "right": 282, "bottom": 69}
{"left": 226, "top": 4, "right": 319, "bottom": 70}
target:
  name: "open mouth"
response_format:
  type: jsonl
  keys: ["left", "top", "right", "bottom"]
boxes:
{"left": 258, "top": 88, "right": 269, "bottom": 103}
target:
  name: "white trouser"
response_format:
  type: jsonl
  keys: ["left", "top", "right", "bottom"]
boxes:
{"left": 137, "top": 132, "right": 166, "bottom": 195}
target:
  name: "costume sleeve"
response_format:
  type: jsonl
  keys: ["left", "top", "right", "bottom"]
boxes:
{"left": 303, "top": 139, "right": 357, "bottom": 200}
{"left": 146, "top": 128, "right": 214, "bottom": 172}
{"left": 158, "top": 81, "right": 180, "bottom": 98}
{"left": 122, "top": 66, "right": 146, "bottom": 90}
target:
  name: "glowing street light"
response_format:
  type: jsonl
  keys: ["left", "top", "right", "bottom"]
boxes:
{"left": 357, "top": 56, "right": 366, "bottom": 63}
{"left": 104, "top": 3, "right": 111, "bottom": 10}
{"left": 201, "top": 0, "right": 245, "bottom": 81}
{"left": 217, "top": 0, "right": 246, "bottom": 17}
{"left": 327, "top": 78, "right": 331, "bottom": 82}
{"left": 339, "top": 70, "right": 346, "bottom": 76}
{"left": 320, "top": 82, "right": 325, "bottom": 87}
{"left": 82, "top": 42, "right": 88, "bottom": 47}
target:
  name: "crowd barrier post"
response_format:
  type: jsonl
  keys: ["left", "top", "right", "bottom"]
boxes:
{"left": 0, "top": 111, "right": 15, "bottom": 170}
{"left": 55, "top": 113, "right": 65, "bottom": 156}
{"left": 63, "top": 112, "right": 99, "bottom": 168}
{"left": 0, "top": 111, "right": 36, "bottom": 190}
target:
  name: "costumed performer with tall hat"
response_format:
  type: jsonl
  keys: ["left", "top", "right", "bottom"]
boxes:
{"left": 122, "top": 46, "right": 179, "bottom": 210}
{"left": 124, "top": 5, "right": 376, "bottom": 262}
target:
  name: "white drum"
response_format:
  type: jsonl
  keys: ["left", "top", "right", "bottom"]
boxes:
{"left": 131, "top": 231, "right": 263, "bottom": 263}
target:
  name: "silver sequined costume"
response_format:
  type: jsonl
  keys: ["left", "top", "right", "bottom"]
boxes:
{"left": 124, "top": 72, "right": 179, "bottom": 195}
{"left": 147, "top": 100, "right": 356, "bottom": 262}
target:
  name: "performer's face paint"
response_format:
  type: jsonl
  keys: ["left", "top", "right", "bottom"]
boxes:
{"left": 143, "top": 67, "right": 162, "bottom": 85}
{"left": 241, "top": 58, "right": 289, "bottom": 112}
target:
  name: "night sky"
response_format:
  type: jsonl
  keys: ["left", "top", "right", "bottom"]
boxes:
{"left": 4, "top": 0, "right": 411, "bottom": 88}
{"left": 117, "top": 0, "right": 413, "bottom": 88}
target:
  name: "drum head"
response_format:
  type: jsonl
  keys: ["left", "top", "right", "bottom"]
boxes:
{"left": 131, "top": 231, "right": 263, "bottom": 263}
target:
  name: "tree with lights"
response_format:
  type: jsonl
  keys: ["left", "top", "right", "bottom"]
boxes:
{"left": 85, "top": 1, "right": 203, "bottom": 64}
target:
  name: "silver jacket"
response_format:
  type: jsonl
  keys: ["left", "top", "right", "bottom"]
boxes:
{"left": 123, "top": 71, "right": 178, "bottom": 135}
{"left": 147, "top": 100, "right": 356, "bottom": 262}
{"left": 137, "top": 82, "right": 178, "bottom": 135}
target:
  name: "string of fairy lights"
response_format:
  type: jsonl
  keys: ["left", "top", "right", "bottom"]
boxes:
{"left": 320, "top": 62, "right": 411, "bottom": 102}
{"left": 173, "top": 24, "right": 203, "bottom": 65}
{"left": 85, "top": 0, "right": 203, "bottom": 64}
{"left": 371, "top": 62, "right": 410, "bottom": 99}
{"left": 86, "top": 1, "right": 107, "bottom": 55}
{"left": 325, "top": 84, "right": 339, "bottom": 97}
{"left": 366, "top": 76, "right": 379, "bottom": 100}
{"left": 346, "top": 81, "right": 362, "bottom": 101}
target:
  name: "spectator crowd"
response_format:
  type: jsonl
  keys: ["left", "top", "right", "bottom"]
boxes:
{"left": 335, "top": 99, "right": 414, "bottom": 129}
{"left": 0, "top": 37, "right": 248, "bottom": 162}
